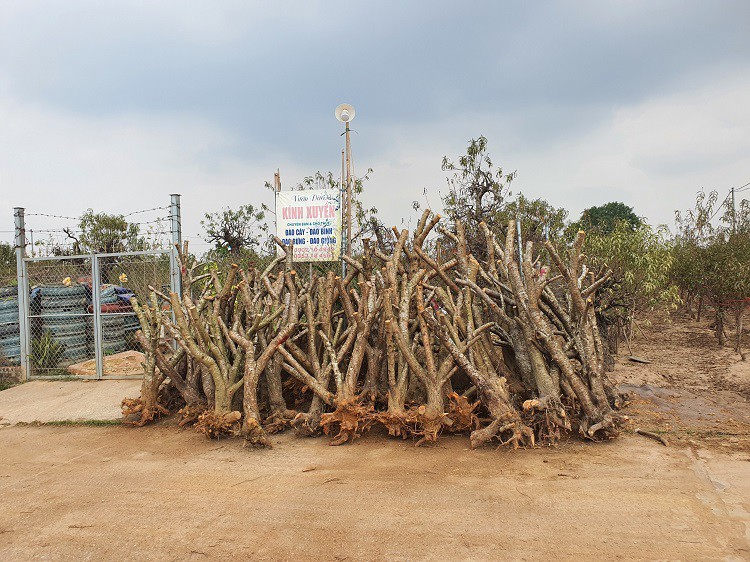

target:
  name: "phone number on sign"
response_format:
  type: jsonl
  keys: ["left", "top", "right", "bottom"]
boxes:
{"left": 293, "top": 246, "right": 338, "bottom": 261}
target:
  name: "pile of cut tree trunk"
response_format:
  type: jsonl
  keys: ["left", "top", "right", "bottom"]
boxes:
{"left": 123, "top": 211, "right": 625, "bottom": 448}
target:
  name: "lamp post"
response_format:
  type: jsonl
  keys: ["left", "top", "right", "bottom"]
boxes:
{"left": 335, "top": 103, "right": 355, "bottom": 266}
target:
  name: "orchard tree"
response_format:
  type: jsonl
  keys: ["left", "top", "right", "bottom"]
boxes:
{"left": 441, "top": 136, "right": 517, "bottom": 259}
{"left": 496, "top": 193, "right": 568, "bottom": 245}
{"left": 440, "top": 137, "right": 571, "bottom": 259}
{"left": 585, "top": 220, "right": 679, "bottom": 356}
{"left": 673, "top": 189, "right": 750, "bottom": 356}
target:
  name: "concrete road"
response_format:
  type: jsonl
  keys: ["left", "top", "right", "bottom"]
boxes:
{"left": 0, "top": 380, "right": 141, "bottom": 424}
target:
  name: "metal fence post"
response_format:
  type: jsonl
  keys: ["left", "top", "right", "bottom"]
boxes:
{"left": 14, "top": 208, "right": 30, "bottom": 381}
{"left": 91, "top": 254, "right": 104, "bottom": 380}
{"left": 170, "top": 194, "right": 182, "bottom": 297}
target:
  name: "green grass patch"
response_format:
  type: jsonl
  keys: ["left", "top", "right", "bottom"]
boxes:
{"left": 18, "top": 419, "right": 123, "bottom": 427}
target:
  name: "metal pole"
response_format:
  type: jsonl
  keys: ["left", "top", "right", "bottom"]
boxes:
{"left": 170, "top": 194, "right": 182, "bottom": 297}
{"left": 731, "top": 187, "right": 736, "bottom": 235}
{"left": 14, "top": 208, "right": 30, "bottom": 381}
{"left": 340, "top": 149, "right": 347, "bottom": 277}
{"left": 92, "top": 255, "right": 104, "bottom": 380}
{"left": 345, "top": 122, "right": 352, "bottom": 258}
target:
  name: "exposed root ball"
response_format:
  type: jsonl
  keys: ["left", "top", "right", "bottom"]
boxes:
{"left": 243, "top": 417, "right": 272, "bottom": 448}
{"left": 177, "top": 403, "right": 207, "bottom": 427}
{"left": 377, "top": 412, "right": 410, "bottom": 439}
{"left": 121, "top": 398, "right": 169, "bottom": 427}
{"left": 582, "top": 413, "right": 621, "bottom": 441}
{"left": 447, "top": 393, "right": 480, "bottom": 433}
{"left": 321, "top": 401, "right": 376, "bottom": 445}
{"left": 380, "top": 406, "right": 452, "bottom": 446}
{"left": 469, "top": 417, "right": 535, "bottom": 449}
{"left": 522, "top": 398, "right": 572, "bottom": 444}
{"left": 195, "top": 410, "right": 242, "bottom": 439}
{"left": 291, "top": 411, "right": 323, "bottom": 437}
{"left": 264, "top": 408, "right": 298, "bottom": 434}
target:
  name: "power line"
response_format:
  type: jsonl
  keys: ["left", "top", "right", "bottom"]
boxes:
{"left": 706, "top": 191, "right": 731, "bottom": 223}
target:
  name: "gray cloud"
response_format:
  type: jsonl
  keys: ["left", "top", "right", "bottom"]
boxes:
{"left": 1, "top": 0, "right": 749, "bottom": 242}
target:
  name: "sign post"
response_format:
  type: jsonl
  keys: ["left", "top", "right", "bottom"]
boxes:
{"left": 275, "top": 188, "right": 342, "bottom": 262}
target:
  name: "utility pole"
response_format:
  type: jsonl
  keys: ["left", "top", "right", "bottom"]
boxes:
{"left": 731, "top": 187, "right": 736, "bottom": 235}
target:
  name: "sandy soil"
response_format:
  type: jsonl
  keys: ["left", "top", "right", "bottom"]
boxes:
{"left": 0, "top": 315, "right": 748, "bottom": 561}
{"left": 615, "top": 312, "right": 750, "bottom": 398}
{"left": 0, "top": 426, "right": 748, "bottom": 561}
{"left": 615, "top": 313, "right": 750, "bottom": 452}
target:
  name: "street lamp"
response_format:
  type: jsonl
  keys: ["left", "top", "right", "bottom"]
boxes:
{"left": 335, "top": 103, "right": 355, "bottom": 262}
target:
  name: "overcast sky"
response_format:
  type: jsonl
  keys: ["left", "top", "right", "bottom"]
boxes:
{"left": 1, "top": 1, "right": 749, "bottom": 248}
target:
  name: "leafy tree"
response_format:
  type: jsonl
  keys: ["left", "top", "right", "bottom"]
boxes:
{"left": 579, "top": 202, "right": 642, "bottom": 234}
{"left": 201, "top": 204, "right": 269, "bottom": 258}
{"left": 671, "top": 190, "right": 718, "bottom": 317}
{"left": 441, "top": 136, "right": 518, "bottom": 262}
{"left": 496, "top": 194, "right": 568, "bottom": 245}
{"left": 0, "top": 242, "right": 15, "bottom": 281}
{"left": 441, "top": 137, "right": 515, "bottom": 252}
{"left": 439, "top": 137, "right": 569, "bottom": 261}
{"left": 64, "top": 210, "right": 146, "bottom": 254}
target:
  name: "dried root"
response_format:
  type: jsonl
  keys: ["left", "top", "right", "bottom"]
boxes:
{"left": 469, "top": 417, "right": 535, "bottom": 450}
{"left": 177, "top": 402, "right": 207, "bottom": 427}
{"left": 321, "top": 401, "right": 376, "bottom": 445}
{"left": 401, "top": 405, "right": 453, "bottom": 446}
{"left": 263, "top": 409, "right": 298, "bottom": 434}
{"left": 446, "top": 393, "right": 480, "bottom": 433}
{"left": 195, "top": 410, "right": 242, "bottom": 439}
{"left": 243, "top": 417, "right": 273, "bottom": 448}
{"left": 291, "top": 410, "right": 324, "bottom": 437}
{"left": 582, "top": 413, "right": 621, "bottom": 441}
{"left": 522, "top": 397, "right": 571, "bottom": 444}
{"left": 121, "top": 398, "right": 169, "bottom": 427}
{"left": 377, "top": 411, "right": 411, "bottom": 439}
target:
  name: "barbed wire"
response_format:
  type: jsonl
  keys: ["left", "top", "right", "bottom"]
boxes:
{"left": 25, "top": 213, "right": 78, "bottom": 220}
{"left": 122, "top": 205, "right": 170, "bottom": 217}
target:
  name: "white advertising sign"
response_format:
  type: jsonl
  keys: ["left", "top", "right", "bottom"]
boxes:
{"left": 275, "top": 188, "right": 342, "bottom": 262}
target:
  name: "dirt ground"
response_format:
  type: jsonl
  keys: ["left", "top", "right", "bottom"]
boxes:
{"left": 616, "top": 312, "right": 750, "bottom": 452}
{"left": 0, "top": 314, "right": 749, "bottom": 561}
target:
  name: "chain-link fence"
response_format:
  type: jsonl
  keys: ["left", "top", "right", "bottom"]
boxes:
{"left": 0, "top": 262, "right": 19, "bottom": 371}
{"left": 21, "top": 250, "right": 174, "bottom": 379}
{"left": 96, "top": 252, "right": 172, "bottom": 376}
